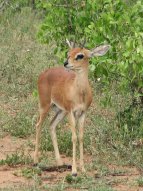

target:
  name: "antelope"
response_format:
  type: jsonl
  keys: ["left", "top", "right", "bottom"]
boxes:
{"left": 34, "top": 40, "right": 110, "bottom": 176}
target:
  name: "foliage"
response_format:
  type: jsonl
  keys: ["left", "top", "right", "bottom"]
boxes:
{"left": 36, "top": 0, "right": 143, "bottom": 102}
{"left": 137, "top": 177, "right": 143, "bottom": 187}
{"left": 8, "top": 109, "right": 34, "bottom": 138}
{"left": 41, "top": 127, "right": 72, "bottom": 155}
{"left": 0, "top": 152, "right": 32, "bottom": 166}
{"left": 0, "top": 0, "right": 32, "bottom": 12}
{"left": 0, "top": 7, "right": 56, "bottom": 138}
{"left": 22, "top": 167, "right": 42, "bottom": 178}
{"left": 117, "top": 104, "right": 143, "bottom": 141}
{"left": 65, "top": 174, "right": 82, "bottom": 184}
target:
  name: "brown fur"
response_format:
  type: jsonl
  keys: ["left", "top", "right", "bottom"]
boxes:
{"left": 38, "top": 66, "right": 92, "bottom": 112}
{"left": 34, "top": 43, "right": 110, "bottom": 175}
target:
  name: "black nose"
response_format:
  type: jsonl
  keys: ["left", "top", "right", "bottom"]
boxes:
{"left": 64, "top": 60, "right": 68, "bottom": 67}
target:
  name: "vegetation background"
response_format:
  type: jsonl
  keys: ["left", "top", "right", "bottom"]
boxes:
{"left": 0, "top": 0, "right": 143, "bottom": 190}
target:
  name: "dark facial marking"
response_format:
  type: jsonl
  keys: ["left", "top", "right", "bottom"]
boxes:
{"left": 64, "top": 60, "right": 68, "bottom": 67}
{"left": 75, "top": 54, "right": 84, "bottom": 60}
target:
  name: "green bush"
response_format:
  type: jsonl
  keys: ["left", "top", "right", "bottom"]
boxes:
{"left": 37, "top": 0, "right": 143, "bottom": 102}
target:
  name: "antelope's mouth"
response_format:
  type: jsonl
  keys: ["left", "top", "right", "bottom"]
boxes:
{"left": 64, "top": 65, "right": 74, "bottom": 69}
{"left": 64, "top": 65, "right": 82, "bottom": 73}
{"left": 64, "top": 65, "right": 74, "bottom": 72}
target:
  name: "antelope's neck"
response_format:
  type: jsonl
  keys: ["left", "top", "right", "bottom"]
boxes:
{"left": 75, "top": 68, "right": 89, "bottom": 90}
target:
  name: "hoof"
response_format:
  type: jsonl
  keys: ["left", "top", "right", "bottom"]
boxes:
{"left": 72, "top": 173, "right": 77, "bottom": 177}
{"left": 67, "top": 164, "right": 72, "bottom": 170}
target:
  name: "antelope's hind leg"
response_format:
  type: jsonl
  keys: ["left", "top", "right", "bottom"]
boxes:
{"left": 50, "top": 110, "right": 67, "bottom": 166}
{"left": 34, "top": 104, "right": 50, "bottom": 164}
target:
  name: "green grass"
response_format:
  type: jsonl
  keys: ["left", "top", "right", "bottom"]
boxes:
{"left": 21, "top": 167, "right": 42, "bottom": 178}
{"left": 0, "top": 152, "right": 32, "bottom": 166}
{"left": 0, "top": 4, "right": 143, "bottom": 191}
{"left": 137, "top": 177, "right": 143, "bottom": 187}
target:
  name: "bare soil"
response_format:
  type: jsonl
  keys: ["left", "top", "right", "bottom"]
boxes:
{"left": 0, "top": 135, "right": 143, "bottom": 191}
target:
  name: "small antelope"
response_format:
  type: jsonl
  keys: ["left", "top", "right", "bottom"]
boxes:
{"left": 34, "top": 40, "right": 110, "bottom": 176}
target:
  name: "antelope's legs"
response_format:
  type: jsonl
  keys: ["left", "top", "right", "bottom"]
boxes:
{"left": 68, "top": 112, "right": 77, "bottom": 176}
{"left": 34, "top": 105, "right": 50, "bottom": 164}
{"left": 50, "top": 110, "right": 67, "bottom": 166}
{"left": 78, "top": 112, "right": 86, "bottom": 173}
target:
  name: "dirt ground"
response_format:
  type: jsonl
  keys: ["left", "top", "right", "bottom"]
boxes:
{"left": 0, "top": 135, "right": 143, "bottom": 191}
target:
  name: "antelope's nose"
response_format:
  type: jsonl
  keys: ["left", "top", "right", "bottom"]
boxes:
{"left": 64, "top": 60, "right": 68, "bottom": 67}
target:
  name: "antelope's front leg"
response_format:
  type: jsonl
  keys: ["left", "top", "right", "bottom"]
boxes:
{"left": 68, "top": 112, "right": 77, "bottom": 176}
{"left": 78, "top": 112, "right": 86, "bottom": 173}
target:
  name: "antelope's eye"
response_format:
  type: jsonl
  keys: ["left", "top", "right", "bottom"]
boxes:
{"left": 75, "top": 54, "right": 84, "bottom": 60}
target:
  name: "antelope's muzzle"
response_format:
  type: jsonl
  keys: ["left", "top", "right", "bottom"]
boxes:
{"left": 64, "top": 60, "right": 68, "bottom": 67}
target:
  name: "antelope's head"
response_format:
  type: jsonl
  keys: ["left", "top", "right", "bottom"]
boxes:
{"left": 64, "top": 39, "right": 110, "bottom": 71}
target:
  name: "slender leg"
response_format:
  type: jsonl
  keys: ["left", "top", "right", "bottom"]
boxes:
{"left": 78, "top": 112, "right": 86, "bottom": 173}
{"left": 68, "top": 112, "right": 77, "bottom": 176}
{"left": 50, "top": 110, "right": 67, "bottom": 166}
{"left": 34, "top": 105, "right": 50, "bottom": 164}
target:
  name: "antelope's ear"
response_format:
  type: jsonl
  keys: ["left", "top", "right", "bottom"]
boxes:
{"left": 66, "top": 39, "right": 75, "bottom": 49}
{"left": 88, "top": 45, "right": 110, "bottom": 57}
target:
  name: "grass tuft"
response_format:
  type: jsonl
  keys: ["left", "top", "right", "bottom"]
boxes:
{"left": 0, "top": 152, "right": 32, "bottom": 166}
